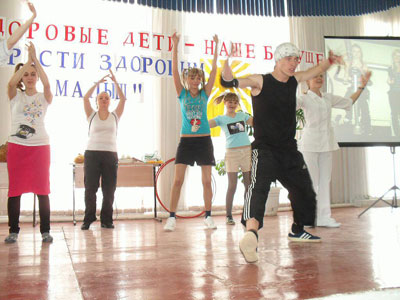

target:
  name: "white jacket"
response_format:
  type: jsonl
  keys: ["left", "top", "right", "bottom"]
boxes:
{"left": 297, "top": 90, "right": 352, "bottom": 152}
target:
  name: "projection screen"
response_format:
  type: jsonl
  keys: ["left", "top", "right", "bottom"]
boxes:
{"left": 324, "top": 36, "right": 400, "bottom": 147}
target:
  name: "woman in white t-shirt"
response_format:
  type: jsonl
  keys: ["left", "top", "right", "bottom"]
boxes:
{"left": 297, "top": 71, "right": 371, "bottom": 228}
{"left": 80, "top": 69, "right": 126, "bottom": 230}
{"left": 5, "top": 42, "right": 53, "bottom": 244}
{"left": 209, "top": 93, "right": 253, "bottom": 225}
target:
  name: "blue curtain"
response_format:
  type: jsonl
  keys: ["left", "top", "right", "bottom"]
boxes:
{"left": 215, "top": 0, "right": 280, "bottom": 16}
{"left": 104, "top": 0, "right": 400, "bottom": 17}
{"left": 287, "top": 0, "right": 400, "bottom": 17}
{"left": 135, "top": 0, "right": 214, "bottom": 13}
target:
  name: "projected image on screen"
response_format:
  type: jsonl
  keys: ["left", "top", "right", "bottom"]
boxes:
{"left": 325, "top": 36, "right": 400, "bottom": 146}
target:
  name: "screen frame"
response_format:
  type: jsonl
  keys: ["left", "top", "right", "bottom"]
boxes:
{"left": 324, "top": 35, "right": 400, "bottom": 148}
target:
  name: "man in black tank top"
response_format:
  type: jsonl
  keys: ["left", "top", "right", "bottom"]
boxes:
{"left": 221, "top": 42, "right": 343, "bottom": 263}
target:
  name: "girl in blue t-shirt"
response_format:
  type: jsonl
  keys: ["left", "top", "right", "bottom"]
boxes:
{"left": 209, "top": 92, "right": 253, "bottom": 225}
{"left": 164, "top": 32, "right": 219, "bottom": 232}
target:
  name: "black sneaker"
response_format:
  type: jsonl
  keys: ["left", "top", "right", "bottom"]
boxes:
{"left": 101, "top": 223, "right": 115, "bottom": 229}
{"left": 288, "top": 230, "right": 321, "bottom": 243}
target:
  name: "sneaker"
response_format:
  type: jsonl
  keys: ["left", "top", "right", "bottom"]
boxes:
{"left": 164, "top": 217, "right": 176, "bottom": 231}
{"left": 4, "top": 233, "right": 18, "bottom": 244}
{"left": 101, "top": 223, "right": 115, "bottom": 229}
{"left": 226, "top": 216, "right": 235, "bottom": 225}
{"left": 204, "top": 216, "right": 217, "bottom": 229}
{"left": 239, "top": 231, "right": 258, "bottom": 263}
{"left": 42, "top": 232, "right": 53, "bottom": 243}
{"left": 288, "top": 230, "right": 321, "bottom": 243}
{"left": 316, "top": 218, "right": 341, "bottom": 228}
{"left": 81, "top": 222, "right": 92, "bottom": 230}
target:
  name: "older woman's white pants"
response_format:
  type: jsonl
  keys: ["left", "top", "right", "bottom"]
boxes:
{"left": 301, "top": 151, "right": 333, "bottom": 225}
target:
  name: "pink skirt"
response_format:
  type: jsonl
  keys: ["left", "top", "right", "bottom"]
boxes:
{"left": 7, "top": 143, "right": 50, "bottom": 197}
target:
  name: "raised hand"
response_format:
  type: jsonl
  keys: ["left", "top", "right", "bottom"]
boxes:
{"left": 98, "top": 74, "right": 110, "bottom": 85}
{"left": 26, "top": 42, "right": 37, "bottom": 62}
{"left": 172, "top": 32, "right": 180, "bottom": 46}
{"left": 213, "top": 34, "right": 219, "bottom": 45}
{"left": 109, "top": 69, "right": 117, "bottom": 82}
{"left": 27, "top": 2, "right": 37, "bottom": 18}
{"left": 328, "top": 50, "right": 344, "bottom": 65}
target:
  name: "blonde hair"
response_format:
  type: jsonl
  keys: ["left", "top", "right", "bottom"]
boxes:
{"left": 181, "top": 67, "right": 205, "bottom": 91}
{"left": 213, "top": 92, "right": 240, "bottom": 105}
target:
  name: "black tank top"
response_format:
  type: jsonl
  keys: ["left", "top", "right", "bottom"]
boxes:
{"left": 251, "top": 73, "right": 298, "bottom": 150}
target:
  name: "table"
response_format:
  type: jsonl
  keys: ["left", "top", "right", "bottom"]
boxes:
{"left": 72, "top": 162, "right": 161, "bottom": 225}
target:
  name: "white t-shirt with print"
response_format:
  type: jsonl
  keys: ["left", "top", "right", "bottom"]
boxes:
{"left": 8, "top": 91, "right": 50, "bottom": 146}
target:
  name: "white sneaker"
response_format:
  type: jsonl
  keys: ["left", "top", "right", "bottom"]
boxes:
{"left": 316, "top": 218, "right": 341, "bottom": 228}
{"left": 164, "top": 217, "right": 176, "bottom": 231}
{"left": 239, "top": 231, "right": 258, "bottom": 263}
{"left": 204, "top": 216, "right": 217, "bottom": 229}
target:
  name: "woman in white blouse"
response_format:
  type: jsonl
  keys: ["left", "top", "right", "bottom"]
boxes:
{"left": 297, "top": 71, "right": 371, "bottom": 227}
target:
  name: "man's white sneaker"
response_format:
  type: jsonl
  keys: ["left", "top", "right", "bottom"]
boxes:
{"left": 204, "top": 216, "right": 217, "bottom": 229}
{"left": 239, "top": 231, "right": 258, "bottom": 263}
{"left": 164, "top": 217, "right": 176, "bottom": 231}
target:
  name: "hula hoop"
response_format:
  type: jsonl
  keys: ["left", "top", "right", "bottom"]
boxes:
{"left": 155, "top": 158, "right": 216, "bottom": 219}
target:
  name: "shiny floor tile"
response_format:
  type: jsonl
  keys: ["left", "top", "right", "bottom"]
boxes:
{"left": 1, "top": 207, "right": 400, "bottom": 300}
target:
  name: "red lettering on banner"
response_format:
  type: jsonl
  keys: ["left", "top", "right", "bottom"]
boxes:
{"left": 28, "top": 22, "right": 39, "bottom": 39}
{"left": 232, "top": 43, "right": 242, "bottom": 57}
{"left": 8, "top": 21, "right": 21, "bottom": 35}
{"left": 80, "top": 27, "right": 92, "bottom": 43}
{"left": 46, "top": 24, "right": 58, "bottom": 40}
{"left": 298, "top": 50, "right": 305, "bottom": 63}
{"left": 123, "top": 33, "right": 135, "bottom": 47}
{"left": 98, "top": 29, "right": 108, "bottom": 45}
{"left": 316, "top": 53, "right": 324, "bottom": 65}
{"left": 139, "top": 32, "right": 150, "bottom": 49}
{"left": 264, "top": 46, "right": 273, "bottom": 60}
{"left": 204, "top": 39, "right": 214, "bottom": 55}
{"left": 153, "top": 34, "right": 164, "bottom": 51}
{"left": 65, "top": 25, "right": 75, "bottom": 42}
{"left": 0, "top": 18, "right": 4, "bottom": 39}
{"left": 168, "top": 36, "right": 173, "bottom": 51}
{"left": 305, "top": 51, "right": 314, "bottom": 64}
{"left": 245, "top": 44, "right": 255, "bottom": 59}
{"left": 219, "top": 41, "right": 229, "bottom": 57}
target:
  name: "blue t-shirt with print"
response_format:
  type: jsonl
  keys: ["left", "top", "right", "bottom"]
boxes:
{"left": 215, "top": 111, "right": 251, "bottom": 148}
{"left": 178, "top": 89, "right": 210, "bottom": 135}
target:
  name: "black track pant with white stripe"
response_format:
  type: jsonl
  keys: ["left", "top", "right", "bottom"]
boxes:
{"left": 241, "top": 147, "right": 316, "bottom": 232}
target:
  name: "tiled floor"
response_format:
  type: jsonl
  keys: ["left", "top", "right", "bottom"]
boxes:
{"left": 1, "top": 207, "right": 400, "bottom": 300}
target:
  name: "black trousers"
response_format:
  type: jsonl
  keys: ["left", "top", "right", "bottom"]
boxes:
{"left": 83, "top": 150, "right": 118, "bottom": 225}
{"left": 8, "top": 195, "right": 51, "bottom": 234}
{"left": 241, "top": 147, "right": 316, "bottom": 233}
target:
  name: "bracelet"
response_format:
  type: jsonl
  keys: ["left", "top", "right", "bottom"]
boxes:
{"left": 328, "top": 57, "right": 334, "bottom": 65}
{"left": 358, "top": 87, "right": 364, "bottom": 90}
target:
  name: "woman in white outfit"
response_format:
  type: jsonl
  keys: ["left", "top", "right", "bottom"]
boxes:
{"left": 297, "top": 71, "right": 371, "bottom": 227}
